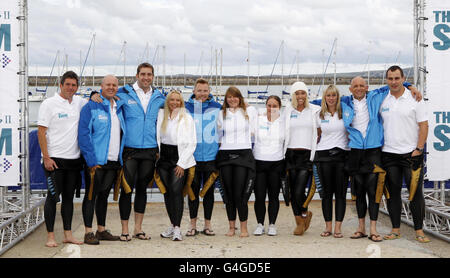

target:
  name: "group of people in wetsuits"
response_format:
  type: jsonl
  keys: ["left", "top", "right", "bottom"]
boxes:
{"left": 38, "top": 62, "right": 431, "bottom": 248}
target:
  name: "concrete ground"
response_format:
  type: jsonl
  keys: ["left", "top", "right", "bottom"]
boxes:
{"left": 1, "top": 200, "right": 449, "bottom": 258}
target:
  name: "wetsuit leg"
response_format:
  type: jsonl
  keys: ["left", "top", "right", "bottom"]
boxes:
{"left": 159, "top": 167, "right": 174, "bottom": 225}
{"left": 95, "top": 169, "right": 116, "bottom": 227}
{"left": 82, "top": 168, "right": 105, "bottom": 228}
{"left": 404, "top": 163, "right": 425, "bottom": 231}
{"left": 202, "top": 170, "right": 215, "bottom": 221}
{"left": 44, "top": 169, "right": 64, "bottom": 233}
{"left": 354, "top": 174, "right": 367, "bottom": 219}
{"left": 290, "top": 169, "right": 310, "bottom": 216}
{"left": 220, "top": 165, "right": 236, "bottom": 221}
{"left": 233, "top": 165, "right": 249, "bottom": 222}
{"left": 167, "top": 170, "right": 185, "bottom": 227}
{"left": 188, "top": 169, "right": 202, "bottom": 220}
{"left": 385, "top": 164, "right": 403, "bottom": 229}
{"left": 254, "top": 170, "right": 268, "bottom": 224}
{"left": 320, "top": 162, "right": 334, "bottom": 222}
{"left": 334, "top": 161, "right": 347, "bottom": 222}
{"left": 134, "top": 159, "right": 155, "bottom": 214}
{"left": 60, "top": 169, "right": 79, "bottom": 231}
{"left": 267, "top": 169, "right": 281, "bottom": 225}
{"left": 365, "top": 173, "right": 380, "bottom": 221}
{"left": 119, "top": 158, "right": 138, "bottom": 221}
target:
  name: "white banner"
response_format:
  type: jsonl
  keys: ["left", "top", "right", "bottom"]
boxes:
{"left": 425, "top": 1, "right": 450, "bottom": 181}
{"left": 0, "top": 1, "right": 20, "bottom": 186}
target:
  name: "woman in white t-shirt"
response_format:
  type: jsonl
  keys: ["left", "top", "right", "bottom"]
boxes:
{"left": 314, "top": 85, "right": 350, "bottom": 238}
{"left": 156, "top": 91, "right": 197, "bottom": 241}
{"left": 252, "top": 96, "right": 285, "bottom": 236}
{"left": 216, "top": 87, "right": 257, "bottom": 238}
{"left": 284, "top": 81, "right": 320, "bottom": 236}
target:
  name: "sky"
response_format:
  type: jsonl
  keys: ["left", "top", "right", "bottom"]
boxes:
{"left": 28, "top": 0, "right": 416, "bottom": 77}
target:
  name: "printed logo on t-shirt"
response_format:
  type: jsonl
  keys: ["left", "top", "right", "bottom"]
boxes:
{"left": 58, "top": 113, "right": 68, "bottom": 119}
{"left": 321, "top": 120, "right": 330, "bottom": 124}
{"left": 290, "top": 114, "right": 298, "bottom": 119}
{"left": 381, "top": 107, "right": 390, "bottom": 113}
{"left": 259, "top": 125, "right": 269, "bottom": 130}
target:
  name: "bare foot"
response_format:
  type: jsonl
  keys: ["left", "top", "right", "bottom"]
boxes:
{"left": 225, "top": 228, "right": 235, "bottom": 237}
{"left": 46, "top": 239, "right": 58, "bottom": 248}
{"left": 239, "top": 232, "right": 249, "bottom": 238}
{"left": 63, "top": 237, "right": 84, "bottom": 245}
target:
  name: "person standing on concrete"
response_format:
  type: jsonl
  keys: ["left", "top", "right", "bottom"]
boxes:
{"left": 314, "top": 85, "right": 350, "bottom": 239}
{"left": 92, "top": 63, "right": 166, "bottom": 241}
{"left": 380, "top": 66, "right": 430, "bottom": 243}
{"left": 156, "top": 91, "right": 197, "bottom": 241}
{"left": 184, "top": 78, "right": 222, "bottom": 236}
{"left": 38, "top": 71, "right": 87, "bottom": 247}
{"left": 216, "top": 87, "right": 258, "bottom": 238}
{"left": 78, "top": 75, "right": 124, "bottom": 245}
{"left": 252, "top": 96, "right": 285, "bottom": 236}
{"left": 284, "top": 81, "right": 320, "bottom": 236}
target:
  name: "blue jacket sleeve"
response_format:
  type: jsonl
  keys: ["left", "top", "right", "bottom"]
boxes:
{"left": 78, "top": 103, "right": 97, "bottom": 167}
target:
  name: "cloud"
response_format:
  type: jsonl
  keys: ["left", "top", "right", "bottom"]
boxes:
{"left": 27, "top": 0, "right": 415, "bottom": 75}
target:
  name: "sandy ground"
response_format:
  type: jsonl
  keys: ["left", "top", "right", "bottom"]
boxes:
{"left": 1, "top": 200, "right": 449, "bottom": 258}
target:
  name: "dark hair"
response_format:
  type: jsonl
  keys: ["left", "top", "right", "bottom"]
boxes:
{"left": 136, "top": 63, "right": 154, "bottom": 75}
{"left": 266, "top": 95, "right": 282, "bottom": 107}
{"left": 60, "top": 71, "right": 79, "bottom": 86}
{"left": 386, "top": 65, "right": 404, "bottom": 78}
{"left": 194, "top": 78, "right": 209, "bottom": 88}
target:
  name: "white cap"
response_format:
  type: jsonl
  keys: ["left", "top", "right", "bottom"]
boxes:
{"left": 290, "top": 81, "right": 309, "bottom": 97}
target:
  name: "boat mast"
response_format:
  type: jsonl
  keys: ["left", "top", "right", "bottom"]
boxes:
{"left": 123, "top": 41, "right": 127, "bottom": 86}
{"left": 296, "top": 50, "right": 300, "bottom": 81}
{"left": 247, "top": 41, "right": 250, "bottom": 94}
{"left": 93, "top": 33, "right": 96, "bottom": 87}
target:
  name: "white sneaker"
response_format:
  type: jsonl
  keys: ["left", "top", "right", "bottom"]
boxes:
{"left": 172, "top": 226, "right": 183, "bottom": 241}
{"left": 160, "top": 225, "right": 174, "bottom": 238}
{"left": 267, "top": 224, "right": 277, "bottom": 236}
{"left": 253, "top": 223, "right": 265, "bottom": 236}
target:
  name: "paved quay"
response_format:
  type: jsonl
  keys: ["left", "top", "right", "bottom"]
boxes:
{"left": 2, "top": 200, "right": 449, "bottom": 258}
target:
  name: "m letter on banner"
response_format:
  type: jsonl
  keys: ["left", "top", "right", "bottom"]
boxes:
{"left": 0, "top": 1, "right": 20, "bottom": 186}
{"left": 426, "top": 2, "right": 450, "bottom": 180}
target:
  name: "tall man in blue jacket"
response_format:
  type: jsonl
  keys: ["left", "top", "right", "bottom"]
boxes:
{"left": 78, "top": 75, "right": 124, "bottom": 245}
{"left": 184, "top": 78, "right": 222, "bottom": 236}
{"left": 93, "top": 63, "right": 165, "bottom": 241}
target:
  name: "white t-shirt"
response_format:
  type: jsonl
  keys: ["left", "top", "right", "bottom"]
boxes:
{"left": 218, "top": 106, "right": 257, "bottom": 150}
{"left": 133, "top": 82, "right": 152, "bottom": 114}
{"left": 351, "top": 97, "right": 369, "bottom": 138}
{"left": 316, "top": 112, "right": 350, "bottom": 151}
{"left": 38, "top": 94, "right": 88, "bottom": 159}
{"left": 160, "top": 113, "right": 180, "bottom": 146}
{"left": 380, "top": 89, "right": 428, "bottom": 154}
{"left": 253, "top": 114, "right": 285, "bottom": 161}
{"left": 287, "top": 107, "right": 313, "bottom": 150}
{"left": 107, "top": 100, "right": 121, "bottom": 161}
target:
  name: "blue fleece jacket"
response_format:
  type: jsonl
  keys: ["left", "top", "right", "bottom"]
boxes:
{"left": 78, "top": 96, "right": 126, "bottom": 167}
{"left": 311, "top": 83, "right": 412, "bottom": 149}
{"left": 185, "top": 94, "right": 222, "bottom": 162}
{"left": 116, "top": 84, "right": 165, "bottom": 149}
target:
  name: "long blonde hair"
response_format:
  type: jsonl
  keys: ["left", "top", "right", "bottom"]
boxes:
{"left": 161, "top": 90, "right": 187, "bottom": 134}
{"left": 320, "top": 85, "right": 342, "bottom": 120}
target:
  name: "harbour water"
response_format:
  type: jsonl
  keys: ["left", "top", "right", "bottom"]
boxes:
{"left": 28, "top": 84, "right": 384, "bottom": 126}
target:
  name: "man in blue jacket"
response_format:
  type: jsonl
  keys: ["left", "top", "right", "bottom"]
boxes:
{"left": 78, "top": 75, "right": 125, "bottom": 245}
{"left": 183, "top": 78, "right": 222, "bottom": 237}
{"left": 92, "top": 63, "right": 165, "bottom": 241}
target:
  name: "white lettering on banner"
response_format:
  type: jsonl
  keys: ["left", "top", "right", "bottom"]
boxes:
{"left": 0, "top": 1, "right": 19, "bottom": 186}
{"left": 426, "top": 1, "right": 450, "bottom": 180}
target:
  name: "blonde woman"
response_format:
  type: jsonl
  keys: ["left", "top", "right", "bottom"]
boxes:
{"left": 156, "top": 91, "right": 197, "bottom": 241}
{"left": 314, "top": 85, "right": 350, "bottom": 238}
{"left": 216, "top": 87, "right": 257, "bottom": 237}
{"left": 284, "top": 81, "right": 320, "bottom": 236}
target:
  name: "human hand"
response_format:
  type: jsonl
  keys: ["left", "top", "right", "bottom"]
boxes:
{"left": 44, "top": 157, "right": 58, "bottom": 171}
{"left": 174, "top": 166, "right": 185, "bottom": 178}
